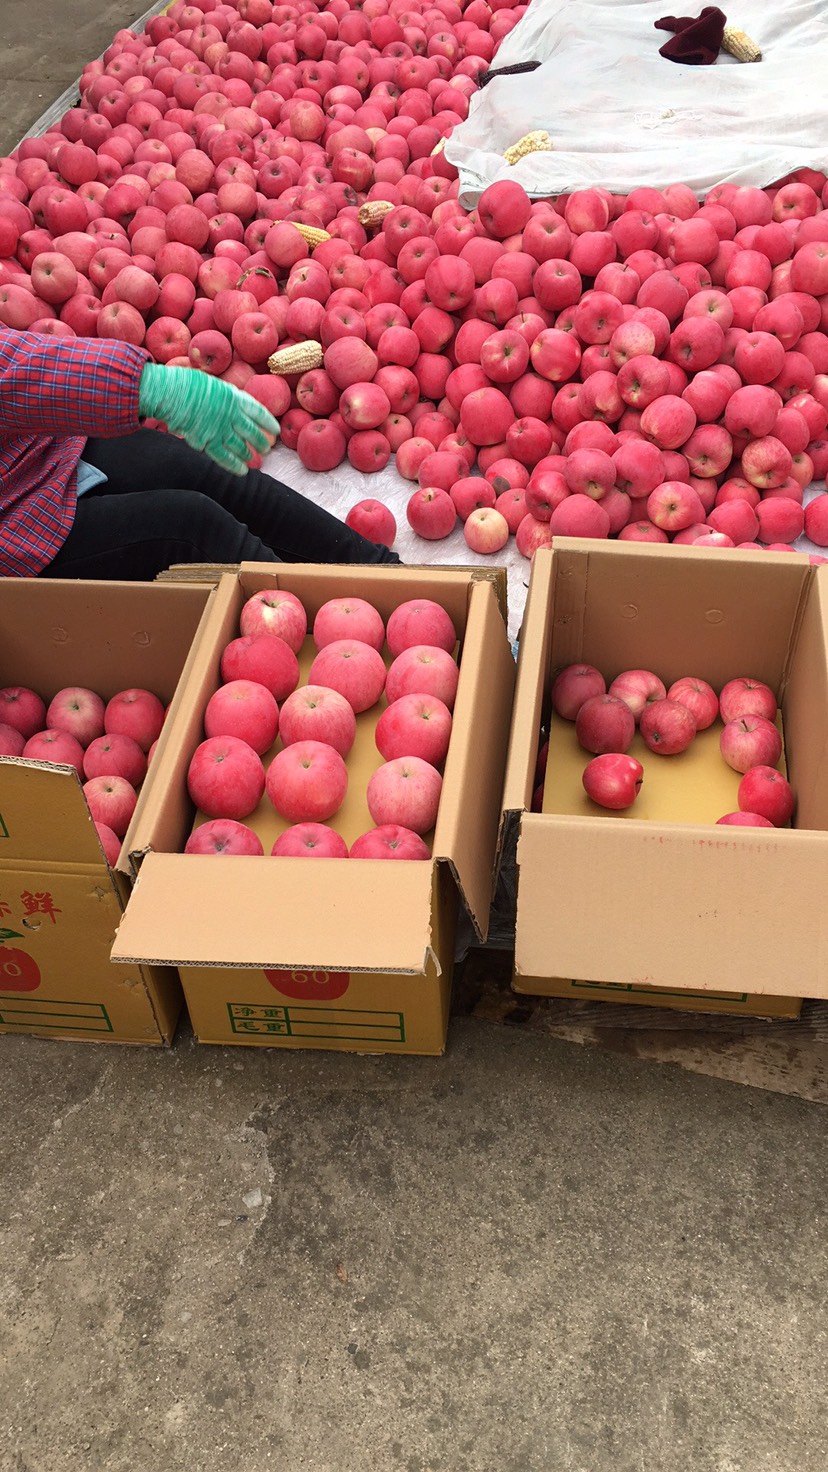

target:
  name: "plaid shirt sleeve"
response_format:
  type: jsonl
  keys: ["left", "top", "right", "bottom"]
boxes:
{"left": 0, "top": 330, "right": 149, "bottom": 437}
{"left": 0, "top": 331, "right": 150, "bottom": 578}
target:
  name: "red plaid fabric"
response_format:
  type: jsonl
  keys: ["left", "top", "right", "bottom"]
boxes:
{"left": 0, "top": 330, "right": 148, "bottom": 576}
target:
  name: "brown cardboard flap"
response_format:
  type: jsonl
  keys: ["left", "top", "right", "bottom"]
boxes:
{"left": 515, "top": 813, "right": 828, "bottom": 998}
{"left": 435, "top": 580, "right": 515, "bottom": 938}
{"left": 0, "top": 760, "right": 111, "bottom": 868}
{"left": 111, "top": 852, "right": 437, "bottom": 972}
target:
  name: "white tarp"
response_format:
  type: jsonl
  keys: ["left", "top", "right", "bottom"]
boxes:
{"left": 446, "top": 0, "right": 828, "bottom": 206}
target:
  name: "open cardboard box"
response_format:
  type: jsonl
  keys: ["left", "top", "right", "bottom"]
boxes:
{"left": 0, "top": 578, "right": 216, "bottom": 1043}
{"left": 111, "top": 563, "right": 515, "bottom": 1055}
{"left": 499, "top": 540, "right": 828, "bottom": 1018}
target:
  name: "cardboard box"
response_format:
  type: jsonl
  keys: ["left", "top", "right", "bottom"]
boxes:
{"left": 501, "top": 540, "right": 828, "bottom": 1010}
{"left": 111, "top": 563, "right": 516, "bottom": 1054}
{"left": 0, "top": 578, "right": 215, "bottom": 1043}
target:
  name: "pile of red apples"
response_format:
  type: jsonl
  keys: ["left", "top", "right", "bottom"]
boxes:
{"left": 539, "top": 663, "right": 795, "bottom": 827}
{"left": 4, "top": 1, "right": 828, "bottom": 559}
{"left": 0, "top": 683, "right": 166, "bottom": 863}
{"left": 185, "top": 586, "right": 458, "bottom": 857}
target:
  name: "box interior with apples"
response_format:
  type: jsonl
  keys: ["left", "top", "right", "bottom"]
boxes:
{"left": 0, "top": 577, "right": 215, "bottom": 1043}
{"left": 500, "top": 537, "right": 828, "bottom": 1013}
{"left": 110, "top": 562, "right": 515, "bottom": 1055}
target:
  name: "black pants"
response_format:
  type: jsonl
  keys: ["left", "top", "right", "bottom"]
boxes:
{"left": 42, "top": 428, "right": 399, "bottom": 579}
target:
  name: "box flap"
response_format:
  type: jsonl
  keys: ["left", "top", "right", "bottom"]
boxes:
{"left": 111, "top": 852, "right": 437, "bottom": 972}
{"left": 515, "top": 813, "right": 828, "bottom": 998}
{"left": 434, "top": 580, "right": 515, "bottom": 938}
{"left": 0, "top": 759, "right": 111, "bottom": 868}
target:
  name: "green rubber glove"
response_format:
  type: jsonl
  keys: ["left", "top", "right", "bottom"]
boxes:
{"left": 138, "top": 363, "right": 279, "bottom": 476}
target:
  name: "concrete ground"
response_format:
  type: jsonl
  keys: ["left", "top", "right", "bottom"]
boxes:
{"left": 1, "top": 9, "right": 827, "bottom": 1472}
{"left": 2, "top": 1022, "right": 827, "bottom": 1472}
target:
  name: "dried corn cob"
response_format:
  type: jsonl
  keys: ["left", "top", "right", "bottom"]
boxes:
{"left": 358, "top": 199, "right": 395, "bottom": 227}
{"left": 503, "top": 130, "right": 553, "bottom": 166}
{"left": 290, "top": 221, "right": 331, "bottom": 246}
{"left": 722, "top": 26, "right": 762, "bottom": 62}
{"left": 268, "top": 340, "right": 323, "bottom": 375}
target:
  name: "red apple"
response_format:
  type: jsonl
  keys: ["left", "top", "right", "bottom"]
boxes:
{"left": 575, "top": 695, "right": 635, "bottom": 756}
{"left": 608, "top": 669, "right": 667, "bottom": 722}
{"left": 667, "top": 677, "right": 719, "bottom": 730}
{"left": 187, "top": 735, "right": 265, "bottom": 819}
{"left": 82, "top": 732, "right": 147, "bottom": 786}
{"left": 367, "top": 755, "right": 442, "bottom": 834}
{"left": 204, "top": 680, "right": 279, "bottom": 757}
{"left": 83, "top": 775, "right": 138, "bottom": 838}
{"left": 737, "top": 765, "right": 794, "bottom": 826}
{"left": 44, "top": 686, "right": 105, "bottom": 748}
{"left": 720, "top": 716, "right": 783, "bottom": 774}
{"left": 308, "top": 639, "right": 387, "bottom": 713}
{"left": 349, "top": 824, "right": 430, "bottom": 860}
{"left": 220, "top": 632, "right": 300, "bottom": 702}
{"left": 582, "top": 752, "right": 644, "bottom": 810}
{"left": 277, "top": 685, "right": 356, "bottom": 758}
{"left": 21, "top": 727, "right": 85, "bottom": 777}
{"left": 719, "top": 677, "right": 777, "bottom": 724}
{"left": 0, "top": 722, "right": 25, "bottom": 757}
{"left": 239, "top": 589, "right": 307, "bottom": 652}
{"left": 385, "top": 644, "right": 459, "bottom": 708}
{"left": 346, "top": 499, "right": 396, "bottom": 548}
{"left": 313, "top": 597, "right": 385, "bottom": 652}
{"left": 551, "top": 664, "right": 607, "bottom": 721}
{"left": 185, "top": 819, "right": 265, "bottom": 856}
{"left": 716, "top": 811, "right": 774, "bottom": 827}
{"left": 0, "top": 686, "right": 47, "bottom": 739}
{"left": 265, "top": 740, "right": 348, "bottom": 824}
{"left": 95, "top": 821, "right": 122, "bottom": 867}
{"left": 104, "top": 687, "right": 164, "bottom": 753}
{"left": 375, "top": 692, "right": 452, "bottom": 766}
{"left": 271, "top": 823, "right": 349, "bottom": 859}
{"left": 386, "top": 599, "right": 456, "bottom": 657}
{"left": 639, "top": 699, "right": 697, "bottom": 755}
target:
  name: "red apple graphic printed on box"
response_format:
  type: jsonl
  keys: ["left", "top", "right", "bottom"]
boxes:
{"left": 264, "top": 969, "right": 350, "bottom": 1002}
{"left": 0, "top": 929, "right": 41, "bottom": 992}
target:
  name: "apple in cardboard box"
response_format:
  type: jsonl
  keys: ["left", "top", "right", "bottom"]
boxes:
{"left": 582, "top": 753, "right": 644, "bottom": 810}
{"left": 349, "top": 825, "right": 431, "bottom": 860}
{"left": 278, "top": 685, "right": 357, "bottom": 758}
{"left": 271, "top": 824, "right": 349, "bottom": 858}
{"left": 185, "top": 819, "right": 265, "bottom": 856}
{"left": 367, "top": 756, "right": 442, "bottom": 834}
{"left": 46, "top": 686, "right": 105, "bottom": 748}
{"left": 266, "top": 740, "right": 348, "bottom": 824}
{"left": 187, "top": 735, "right": 265, "bottom": 820}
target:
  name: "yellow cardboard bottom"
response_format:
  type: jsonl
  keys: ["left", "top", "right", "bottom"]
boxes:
{"left": 512, "top": 972, "right": 802, "bottom": 1019}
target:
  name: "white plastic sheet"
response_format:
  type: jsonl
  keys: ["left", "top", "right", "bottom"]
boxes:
{"left": 446, "top": 0, "right": 828, "bottom": 205}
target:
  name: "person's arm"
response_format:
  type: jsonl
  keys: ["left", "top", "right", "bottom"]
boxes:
{"left": 0, "top": 330, "right": 280, "bottom": 475}
{"left": 0, "top": 329, "right": 147, "bottom": 439}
